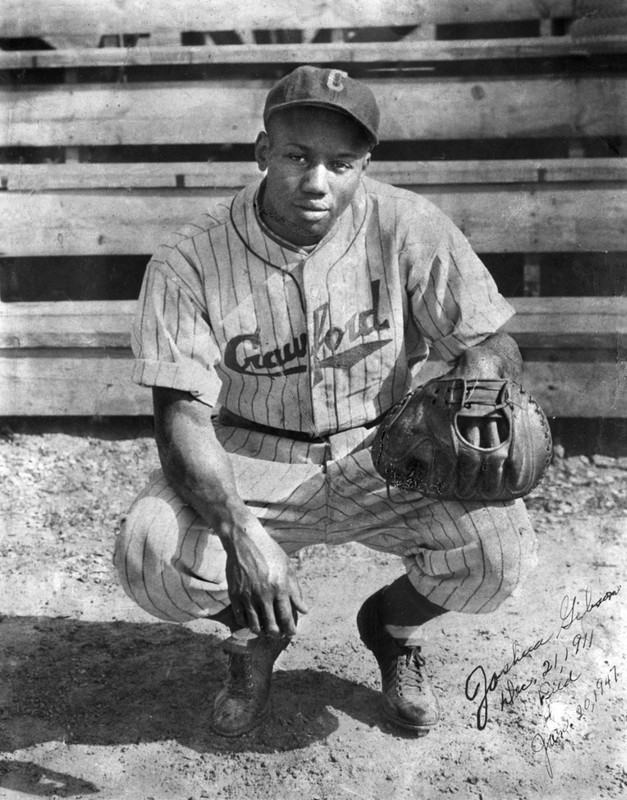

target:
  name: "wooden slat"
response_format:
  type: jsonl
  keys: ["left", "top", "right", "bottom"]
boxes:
{"left": 2, "top": 76, "right": 625, "bottom": 147}
{"left": 3, "top": 159, "right": 626, "bottom": 192}
{"left": 0, "top": 301, "right": 137, "bottom": 349}
{"left": 2, "top": 184, "right": 625, "bottom": 256}
{"left": 2, "top": 37, "right": 627, "bottom": 70}
{"left": 520, "top": 362, "right": 627, "bottom": 418}
{"left": 0, "top": 350, "right": 151, "bottom": 416}
{"left": 420, "top": 185, "right": 627, "bottom": 252}
{"left": 1, "top": 353, "right": 623, "bottom": 417}
{"left": 503, "top": 297, "right": 627, "bottom": 349}
{"left": 370, "top": 160, "right": 627, "bottom": 186}
{"left": 0, "top": 162, "right": 250, "bottom": 191}
{"left": 0, "top": 1, "right": 576, "bottom": 41}
{"left": 2, "top": 298, "right": 624, "bottom": 351}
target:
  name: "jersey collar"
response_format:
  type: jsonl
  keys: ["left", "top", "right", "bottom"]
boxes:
{"left": 229, "top": 177, "right": 369, "bottom": 270}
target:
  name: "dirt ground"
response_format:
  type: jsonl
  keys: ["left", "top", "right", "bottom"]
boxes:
{"left": 0, "top": 422, "right": 625, "bottom": 800}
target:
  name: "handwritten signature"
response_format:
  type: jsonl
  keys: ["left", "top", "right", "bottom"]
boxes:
{"left": 465, "top": 634, "right": 551, "bottom": 730}
{"left": 530, "top": 718, "right": 571, "bottom": 779}
{"left": 464, "top": 584, "right": 621, "bottom": 731}
{"left": 531, "top": 664, "right": 621, "bottom": 777}
{"left": 557, "top": 585, "right": 622, "bottom": 636}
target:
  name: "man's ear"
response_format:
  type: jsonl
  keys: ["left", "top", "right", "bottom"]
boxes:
{"left": 255, "top": 131, "right": 270, "bottom": 172}
{"left": 361, "top": 151, "right": 371, "bottom": 173}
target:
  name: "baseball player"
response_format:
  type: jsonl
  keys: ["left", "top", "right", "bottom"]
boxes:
{"left": 114, "top": 66, "right": 536, "bottom": 737}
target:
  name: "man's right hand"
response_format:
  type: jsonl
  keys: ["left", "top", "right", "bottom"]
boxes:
{"left": 223, "top": 514, "right": 308, "bottom": 638}
{"left": 152, "top": 388, "right": 308, "bottom": 639}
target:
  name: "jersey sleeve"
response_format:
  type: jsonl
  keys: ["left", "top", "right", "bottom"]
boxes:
{"left": 406, "top": 221, "right": 515, "bottom": 364}
{"left": 131, "top": 246, "right": 223, "bottom": 407}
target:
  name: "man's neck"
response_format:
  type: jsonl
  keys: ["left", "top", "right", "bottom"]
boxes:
{"left": 254, "top": 182, "right": 319, "bottom": 253}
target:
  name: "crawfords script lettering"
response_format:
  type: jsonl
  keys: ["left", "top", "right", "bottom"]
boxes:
{"left": 224, "top": 280, "right": 391, "bottom": 378}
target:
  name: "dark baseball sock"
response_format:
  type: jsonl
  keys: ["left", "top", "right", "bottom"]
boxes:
{"left": 208, "top": 605, "right": 239, "bottom": 632}
{"left": 380, "top": 575, "right": 448, "bottom": 628}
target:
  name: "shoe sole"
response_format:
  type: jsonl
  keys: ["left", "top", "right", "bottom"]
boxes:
{"left": 381, "top": 702, "right": 435, "bottom": 736}
{"left": 210, "top": 700, "right": 271, "bottom": 738}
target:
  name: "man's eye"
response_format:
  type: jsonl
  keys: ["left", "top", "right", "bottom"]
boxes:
{"left": 331, "top": 162, "right": 352, "bottom": 172}
{"left": 288, "top": 154, "right": 307, "bottom": 164}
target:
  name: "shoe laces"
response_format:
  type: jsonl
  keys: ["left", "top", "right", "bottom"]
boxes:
{"left": 224, "top": 652, "right": 255, "bottom": 698}
{"left": 393, "top": 648, "right": 427, "bottom": 695}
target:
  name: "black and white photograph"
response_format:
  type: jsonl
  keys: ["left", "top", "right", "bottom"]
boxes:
{"left": 0, "top": 1, "right": 625, "bottom": 798}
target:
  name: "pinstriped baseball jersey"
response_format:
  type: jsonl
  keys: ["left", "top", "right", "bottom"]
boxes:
{"left": 132, "top": 175, "right": 513, "bottom": 436}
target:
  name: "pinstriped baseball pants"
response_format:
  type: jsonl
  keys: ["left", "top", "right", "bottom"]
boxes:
{"left": 113, "top": 422, "right": 537, "bottom": 624}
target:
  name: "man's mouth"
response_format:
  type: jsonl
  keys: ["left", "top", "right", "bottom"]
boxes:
{"left": 295, "top": 204, "right": 329, "bottom": 217}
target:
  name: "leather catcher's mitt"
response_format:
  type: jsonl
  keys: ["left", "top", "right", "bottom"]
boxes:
{"left": 371, "top": 378, "right": 552, "bottom": 501}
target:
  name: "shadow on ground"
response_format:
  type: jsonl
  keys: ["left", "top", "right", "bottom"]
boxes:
{"left": 0, "top": 616, "right": 382, "bottom": 758}
{"left": 0, "top": 760, "right": 99, "bottom": 797}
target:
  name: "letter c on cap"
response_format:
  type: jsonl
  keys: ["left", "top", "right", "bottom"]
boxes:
{"left": 327, "top": 69, "right": 348, "bottom": 92}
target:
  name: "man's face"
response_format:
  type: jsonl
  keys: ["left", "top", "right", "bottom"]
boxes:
{"left": 255, "top": 106, "right": 371, "bottom": 247}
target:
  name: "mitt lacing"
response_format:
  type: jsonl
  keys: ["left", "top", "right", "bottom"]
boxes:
{"left": 450, "top": 379, "right": 522, "bottom": 412}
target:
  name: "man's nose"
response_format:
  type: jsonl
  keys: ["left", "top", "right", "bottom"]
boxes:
{"left": 301, "top": 163, "right": 329, "bottom": 194}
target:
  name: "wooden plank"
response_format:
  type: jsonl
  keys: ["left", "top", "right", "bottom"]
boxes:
{"left": 1, "top": 353, "right": 623, "bottom": 417}
{"left": 503, "top": 297, "right": 627, "bottom": 349}
{"left": 0, "top": 162, "right": 246, "bottom": 191}
{"left": 519, "top": 362, "right": 627, "bottom": 418}
{"left": 520, "top": 348, "right": 622, "bottom": 363}
{"left": 0, "top": 300, "right": 137, "bottom": 348}
{"left": 0, "top": 350, "right": 151, "bottom": 416}
{"left": 2, "top": 297, "right": 624, "bottom": 351}
{"left": 0, "top": 1, "right": 576, "bottom": 41}
{"left": 2, "top": 76, "right": 626, "bottom": 147}
{"left": 418, "top": 185, "right": 627, "bottom": 253}
{"left": 571, "top": 11, "right": 627, "bottom": 39}
{"left": 2, "top": 184, "right": 625, "bottom": 256}
{"left": 3, "top": 37, "right": 627, "bottom": 70}
{"left": 3, "top": 159, "right": 626, "bottom": 192}
{"left": 369, "top": 160, "right": 627, "bottom": 187}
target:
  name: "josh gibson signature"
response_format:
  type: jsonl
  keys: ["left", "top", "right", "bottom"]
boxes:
{"left": 464, "top": 584, "right": 621, "bottom": 731}
{"left": 531, "top": 663, "right": 621, "bottom": 778}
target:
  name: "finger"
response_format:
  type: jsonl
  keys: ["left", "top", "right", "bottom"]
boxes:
{"left": 461, "top": 419, "right": 481, "bottom": 447}
{"left": 484, "top": 419, "right": 501, "bottom": 448}
{"left": 272, "top": 596, "right": 298, "bottom": 638}
{"left": 242, "top": 599, "right": 262, "bottom": 634}
{"left": 288, "top": 575, "right": 309, "bottom": 615}
{"left": 259, "top": 599, "right": 281, "bottom": 638}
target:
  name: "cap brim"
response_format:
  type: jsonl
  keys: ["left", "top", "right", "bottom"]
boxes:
{"left": 264, "top": 101, "right": 378, "bottom": 146}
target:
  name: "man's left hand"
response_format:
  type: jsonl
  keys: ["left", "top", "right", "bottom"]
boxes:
{"left": 447, "top": 331, "right": 523, "bottom": 446}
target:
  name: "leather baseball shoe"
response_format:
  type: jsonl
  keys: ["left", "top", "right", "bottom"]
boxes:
{"left": 357, "top": 589, "right": 440, "bottom": 734}
{"left": 211, "top": 629, "right": 289, "bottom": 737}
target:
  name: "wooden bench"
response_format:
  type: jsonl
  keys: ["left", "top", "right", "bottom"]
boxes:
{"left": 1, "top": 1, "right": 626, "bottom": 417}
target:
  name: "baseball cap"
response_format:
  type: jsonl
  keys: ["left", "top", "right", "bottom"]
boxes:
{"left": 263, "top": 65, "right": 380, "bottom": 147}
